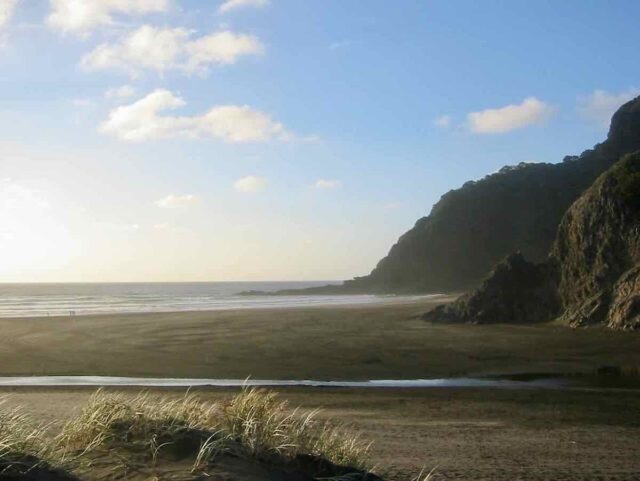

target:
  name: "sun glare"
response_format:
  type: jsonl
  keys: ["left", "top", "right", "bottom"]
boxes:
{"left": 0, "top": 179, "right": 76, "bottom": 278}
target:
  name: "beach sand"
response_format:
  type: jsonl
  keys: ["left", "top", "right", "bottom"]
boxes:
{"left": 1, "top": 299, "right": 640, "bottom": 479}
{"left": 0, "top": 297, "right": 639, "bottom": 380}
{"left": 1, "top": 386, "right": 639, "bottom": 481}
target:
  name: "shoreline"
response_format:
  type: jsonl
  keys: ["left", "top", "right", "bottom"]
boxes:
{"left": 0, "top": 375, "right": 568, "bottom": 389}
{"left": 0, "top": 293, "right": 455, "bottom": 321}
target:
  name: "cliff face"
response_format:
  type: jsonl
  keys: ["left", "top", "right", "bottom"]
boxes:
{"left": 344, "top": 96, "right": 640, "bottom": 293}
{"left": 424, "top": 152, "right": 640, "bottom": 330}
{"left": 553, "top": 153, "right": 640, "bottom": 329}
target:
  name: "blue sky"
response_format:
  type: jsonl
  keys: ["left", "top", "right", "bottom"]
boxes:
{"left": 0, "top": 0, "right": 639, "bottom": 282}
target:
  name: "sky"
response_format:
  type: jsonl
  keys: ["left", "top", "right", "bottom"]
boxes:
{"left": 0, "top": 0, "right": 639, "bottom": 282}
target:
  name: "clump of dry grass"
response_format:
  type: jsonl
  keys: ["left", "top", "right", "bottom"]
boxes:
{"left": 55, "top": 389, "right": 222, "bottom": 464}
{"left": 223, "top": 387, "right": 370, "bottom": 468}
{"left": 54, "top": 388, "right": 371, "bottom": 472}
{"left": 0, "top": 399, "right": 53, "bottom": 475}
{"left": 411, "top": 466, "right": 438, "bottom": 481}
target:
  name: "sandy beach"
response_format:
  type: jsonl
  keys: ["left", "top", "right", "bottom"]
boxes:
{"left": 1, "top": 298, "right": 639, "bottom": 380}
{"left": 1, "top": 300, "right": 640, "bottom": 479}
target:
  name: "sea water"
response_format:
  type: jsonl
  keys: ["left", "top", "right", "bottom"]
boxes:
{"left": 0, "top": 282, "right": 437, "bottom": 317}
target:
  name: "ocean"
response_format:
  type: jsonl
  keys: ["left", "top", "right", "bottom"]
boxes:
{"left": 0, "top": 282, "right": 431, "bottom": 318}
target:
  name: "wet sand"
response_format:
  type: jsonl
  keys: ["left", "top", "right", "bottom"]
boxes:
{"left": 1, "top": 298, "right": 639, "bottom": 380}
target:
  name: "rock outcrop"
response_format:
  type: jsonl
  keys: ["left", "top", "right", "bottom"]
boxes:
{"left": 425, "top": 152, "right": 640, "bottom": 330}
{"left": 424, "top": 252, "right": 559, "bottom": 325}
{"left": 553, "top": 152, "right": 640, "bottom": 328}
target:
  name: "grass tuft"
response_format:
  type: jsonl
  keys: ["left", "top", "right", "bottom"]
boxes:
{"left": 0, "top": 399, "right": 54, "bottom": 475}
{"left": 53, "top": 388, "right": 370, "bottom": 473}
{"left": 0, "top": 388, "right": 375, "bottom": 479}
{"left": 55, "top": 389, "right": 221, "bottom": 463}
{"left": 223, "top": 387, "right": 370, "bottom": 468}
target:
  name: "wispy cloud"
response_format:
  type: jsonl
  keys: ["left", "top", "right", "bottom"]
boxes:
{"left": 100, "top": 89, "right": 293, "bottom": 143}
{"left": 155, "top": 193, "right": 197, "bottom": 208}
{"left": 329, "top": 40, "right": 351, "bottom": 51}
{"left": 47, "top": 0, "right": 170, "bottom": 36}
{"left": 0, "top": 177, "right": 50, "bottom": 212}
{"left": 0, "top": 0, "right": 19, "bottom": 45}
{"left": 467, "top": 97, "right": 553, "bottom": 134}
{"left": 234, "top": 175, "right": 267, "bottom": 193}
{"left": 578, "top": 88, "right": 640, "bottom": 129}
{"left": 315, "top": 179, "right": 342, "bottom": 189}
{"left": 434, "top": 115, "right": 452, "bottom": 128}
{"left": 82, "top": 26, "right": 263, "bottom": 76}
{"left": 219, "top": 0, "right": 269, "bottom": 14}
{"left": 0, "top": 0, "right": 18, "bottom": 30}
{"left": 105, "top": 85, "right": 136, "bottom": 99}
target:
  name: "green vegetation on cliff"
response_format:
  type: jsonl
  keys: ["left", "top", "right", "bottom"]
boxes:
{"left": 425, "top": 151, "right": 640, "bottom": 330}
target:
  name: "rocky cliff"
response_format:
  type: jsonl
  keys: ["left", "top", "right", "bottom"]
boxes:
{"left": 423, "top": 252, "right": 559, "bottom": 325}
{"left": 553, "top": 152, "right": 640, "bottom": 328}
{"left": 425, "top": 151, "right": 640, "bottom": 330}
{"left": 343, "top": 96, "right": 640, "bottom": 293}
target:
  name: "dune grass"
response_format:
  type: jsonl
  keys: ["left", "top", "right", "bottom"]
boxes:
{"left": 55, "top": 390, "right": 220, "bottom": 463}
{"left": 223, "top": 386, "right": 370, "bottom": 467}
{"left": 0, "top": 399, "right": 56, "bottom": 475}
{"left": 21, "top": 387, "right": 371, "bottom": 476}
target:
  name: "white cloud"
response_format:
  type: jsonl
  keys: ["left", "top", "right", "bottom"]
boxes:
{"left": 155, "top": 193, "right": 197, "bottom": 208}
{"left": 434, "top": 115, "right": 452, "bottom": 128}
{"left": 578, "top": 88, "right": 640, "bottom": 129}
{"left": 105, "top": 84, "right": 136, "bottom": 99}
{"left": 99, "top": 89, "right": 189, "bottom": 141}
{"left": 100, "top": 89, "right": 293, "bottom": 143}
{"left": 234, "top": 175, "right": 266, "bottom": 193}
{"left": 47, "top": 0, "right": 170, "bottom": 36}
{"left": 467, "top": 97, "right": 553, "bottom": 134}
{"left": 82, "top": 25, "right": 187, "bottom": 74}
{"left": 0, "top": 0, "right": 19, "bottom": 45}
{"left": 219, "top": 0, "right": 268, "bottom": 14}
{"left": 184, "top": 30, "right": 264, "bottom": 71}
{"left": 315, "top": 179, "right": 341, "bottom": 189}
{"left": 196, "top": 105, "right": 289, "bottom": 142}
{"left": 82, "top": 25, "right": 263, "bottom": 76}
{"left": 0, "top": 0, "right": 18, "bottom": 30}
